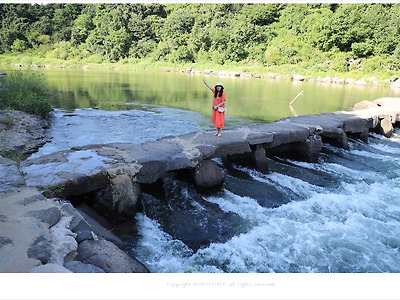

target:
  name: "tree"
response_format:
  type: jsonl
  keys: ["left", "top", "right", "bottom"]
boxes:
{"left": 324, "top": 4, "right": 371, "bottom": 52}
{"left": 0, "top": 2, "right": 399, "bottom": 73}
{"left": 71, "top": 13, "right": 94, "bottom": 45}
{"left": 187, "top": 7, "right": 212, "bottom": 53}
{"left": 52, "top": 4, "right": 83, "bottom": 42}
{"left": 299, "top": 8, "right": 333, "bottom": 51}
{"left": 129, "top": 38, "right": 155, "bottom": 59}
{"left": 240, "top": 4, "right": 280, "bottom": 26}
{"left": 161, "top": 7, "right": 195, "bottom": 47}
{"left": 11, "top": 39, "right": 28, "bottom": 52}
{"left": 86, "top": 4, "right": 131, "bottom": 61}
{"left": 365, "top": 4, "right": 399, "bottom": 56}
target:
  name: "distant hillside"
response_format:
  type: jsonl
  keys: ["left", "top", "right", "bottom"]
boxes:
{"left": 1, "top": 3, "right": 399, "bottom": 74}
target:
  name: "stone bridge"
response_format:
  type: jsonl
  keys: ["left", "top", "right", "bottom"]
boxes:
{"left": 19, "top": 97, "right": 400, "bottom": 220}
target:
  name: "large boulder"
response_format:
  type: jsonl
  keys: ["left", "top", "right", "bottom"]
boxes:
{"left": 252, "top": 145, "right": 270, "bottom": 172}
{"left": 109, "top": 140, "right": 196, "bottom": 184}
{"left": 192, "top": 128, "right": 252, "bottom": 159}
{"left": 246, "top": 131, "right": 274, "bottom": 146}
{"left": 294, "top": 134, "right": 323, "bottom": 162}
{"left": 192, "top": 160, "right": 224, "bottom": 191}
{"left": 25, "top": 207, "right": 61, "bottom": 227}
{"left": 93, "top": 167, "right": 141, "bottom": 221}
{"left": 391, "top": 81, "right": 400, "bottom": 89}
{"left": 254, "top": 120, "right": 310, "bottom": 149}
{"left": 353, "top": 100, "right": 377, "bottom": 110}
{"left": 49, "top": 216, "right": 77, "bottom": 265}
{"left": 327, "top": 112, "right": 369, "bottom": 134}
{"left": 72, "top": 204, "right": 125, "bottom": 248}
{"left": 374, "top": 116, "right": 393, "bottom": 137}
{"left": 292, "top": 74, "right": 305, "bottom": 81}
{"left": 59, "top": 171, "right": 109, "bottom": 199}
{"left": 227, "top": 144, "right": 269, "bottom": 173}
{"left": 321, "top": 129, "right": 349, "bottom": 149}
{"left": 286, "top": 114, "right": 348, "bottom": 149}
{"left": 75, "top": 239, "right": 149, "bottom": 273}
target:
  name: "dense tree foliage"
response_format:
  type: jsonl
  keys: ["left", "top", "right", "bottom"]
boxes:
{"left": 1, "top": 3, "right": 399, "bottom": 72}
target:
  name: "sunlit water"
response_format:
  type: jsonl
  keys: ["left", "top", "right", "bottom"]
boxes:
{"left": 6, "top": 68, "right": 399, "bottom": 273}
{"left": 123, "top": 132, "right": 400, "bottom": 273}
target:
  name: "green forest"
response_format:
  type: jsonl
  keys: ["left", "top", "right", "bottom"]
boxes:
{"left": 1, "top": 3, "right": 400, "bottom": 77}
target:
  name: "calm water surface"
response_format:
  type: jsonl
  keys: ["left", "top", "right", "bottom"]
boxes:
{"left": 22, "top": 68, "right": 400, "bottom": 123}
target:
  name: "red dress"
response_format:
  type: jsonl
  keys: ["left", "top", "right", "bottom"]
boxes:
{"left": 211, "top": 88, "right": 226, "bottom": 128}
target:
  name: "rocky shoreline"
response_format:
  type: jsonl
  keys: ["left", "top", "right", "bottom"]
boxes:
{"left": 186, "top": 67, "right": 400, "bottom": 89}
{"left": 4, "top": 63, "right": 400, "bottom": 88}
{"left": 0, "top": 110, "right": 149, "bottom": 273}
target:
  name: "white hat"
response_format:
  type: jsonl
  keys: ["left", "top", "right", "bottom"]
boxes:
{"left": 215, "top": 82, "right": 224, "bottom": 87}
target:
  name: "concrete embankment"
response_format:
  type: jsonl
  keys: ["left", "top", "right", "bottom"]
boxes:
{"left": 1, "top": 97, "right": 400, "bottom": 273}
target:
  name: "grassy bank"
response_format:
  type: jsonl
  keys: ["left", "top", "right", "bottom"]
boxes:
{"left": 0, "top": 53, "right": 398, "bottom": 86}
{"left": 0, "top": 68, "right": 54, "bottom": 118}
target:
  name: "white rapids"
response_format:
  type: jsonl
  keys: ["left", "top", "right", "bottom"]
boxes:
{"left": 130, "top": 130, "right": 400, "bottom": 273}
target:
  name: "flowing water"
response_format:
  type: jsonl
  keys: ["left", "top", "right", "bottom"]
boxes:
{"left": 3, "top": 67, "right": 400, "bottom": 273}
{"left": 122, "top": 132, "right": 400, "bottom": 273}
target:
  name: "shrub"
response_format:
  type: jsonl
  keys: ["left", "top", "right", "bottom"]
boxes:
{"left": 86, "top": 54, "right": 103, "bottom": 64}
{"left": 210, "top": 49, "right": 224, "bottom": 65}
{"left": 263, "top": 45, "right": 285, "bottom": 66}
{"left": 330, "top": 59, "right": 348, "bottom": 72}
{"left": 11, "top": 39, "right": 28, "bottom": 53}
{"left": 194, "top": 48, "right": 209, "bottom": 63}
{"left": 169, "top": 45, "right": 194, "bottom": 63}
{"left": 0, "top": 70, "right": 55, "bottom": 118}
{"left": 352, "top": 42, "right": 373, "bottom": 58}
{"left": 129, "top": 38, "right": 155, "bottom": 59}
{"left": 20, "top": 56, "right": 33, "bottom": 67}
{"left": 153, "top": 41, "right": 171, "bottom": 61}
{"left": 52, "top": 41, "right": 72, "bottom": 60}
{"left": 361, "top": 56, "right": 391, "bottom": 72}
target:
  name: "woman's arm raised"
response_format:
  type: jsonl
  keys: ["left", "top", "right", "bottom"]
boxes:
{"left": 203, "top": 78, "right": 213, "bottom": 91}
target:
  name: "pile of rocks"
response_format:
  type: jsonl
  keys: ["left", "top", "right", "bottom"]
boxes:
{"left": 292, "top": 73, "right": 400, "bottom": 88}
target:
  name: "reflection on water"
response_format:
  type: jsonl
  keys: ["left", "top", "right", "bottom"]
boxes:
{"left": 6, "top": 67, "right": 398, "bottom": 124}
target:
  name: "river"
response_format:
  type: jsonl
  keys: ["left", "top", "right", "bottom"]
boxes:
{"left": 4, "top": 67, "right": 400, "bottom": 273}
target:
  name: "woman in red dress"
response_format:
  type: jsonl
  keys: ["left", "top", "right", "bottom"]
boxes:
{"left": 203, "top": 78, "right": 226, "bottom": 137}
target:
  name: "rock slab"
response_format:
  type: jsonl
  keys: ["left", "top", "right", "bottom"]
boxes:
{"left": 76, "top": 239, "right": 149, "bottom": 273}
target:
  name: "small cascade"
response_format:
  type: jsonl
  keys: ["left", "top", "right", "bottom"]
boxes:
{"left": 124, "top": 131, "right": 400, "bottom": 273}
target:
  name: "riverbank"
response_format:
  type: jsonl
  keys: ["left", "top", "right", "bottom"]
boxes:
{"left": 1, "top": 54, "right": 400, "bottom": 88}
{"left": 0, "top": 111, "right": 149, "bottom": 273}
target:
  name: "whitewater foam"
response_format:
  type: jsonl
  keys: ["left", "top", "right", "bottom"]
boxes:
{"left": 128, "top": 131, "right": 400, "bottom": 273}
